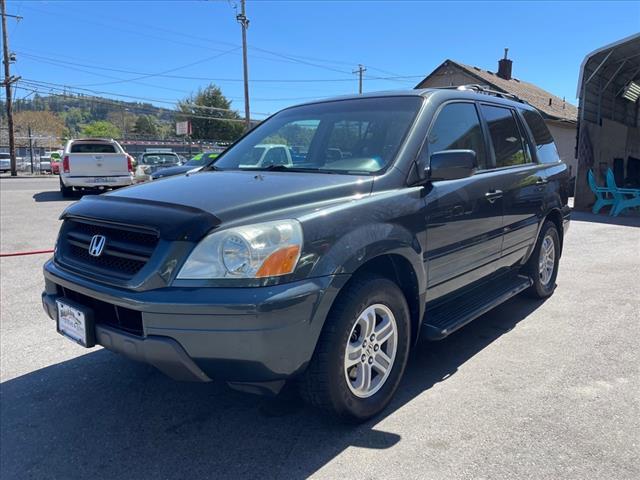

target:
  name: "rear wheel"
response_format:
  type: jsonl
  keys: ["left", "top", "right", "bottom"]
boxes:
{"left": 524, "top": 220, "right": 560, "bottom": 298}
{"left": 298, "top": 276, "right": 411, "bottom": 422}
{"left": 59, "top": 177, "right": 73, "bottom": 198}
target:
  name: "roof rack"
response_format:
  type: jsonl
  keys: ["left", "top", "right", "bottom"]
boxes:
{"left": 436, "top": 84, "right": 527, "bottom": 104}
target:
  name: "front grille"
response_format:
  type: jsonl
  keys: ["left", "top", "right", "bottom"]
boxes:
{"left": 59, "top": 219, "right": 159, "bottom": 280}
{"left": 60, "top": 286, "right": 143, "bottom": 336}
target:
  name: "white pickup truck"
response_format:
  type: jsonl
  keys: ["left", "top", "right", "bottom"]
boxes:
{"left": 59, "top": 138, "right": 134, "bottom": 197}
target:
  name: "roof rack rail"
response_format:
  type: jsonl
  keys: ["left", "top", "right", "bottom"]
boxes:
{"left": 436, "top": 84, "right": 527, "bottom": 104}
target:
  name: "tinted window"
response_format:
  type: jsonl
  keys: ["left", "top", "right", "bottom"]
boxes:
{"left": 480, "top": 105, "right": 530, "bottom": 168}
{"left": 214, "top": 97, "right": 422, "bottom": 174}
{"left": 428, "top": 103, "right": 487, "bottom": 169}
{"left": 140, "top": 153, "right": 180, "bottom": 165}
{"left": 521, "top": 109, "right": 560, "bottom": 164}
{"left": 70, "top": 143, "right": 117, "bottom": 153}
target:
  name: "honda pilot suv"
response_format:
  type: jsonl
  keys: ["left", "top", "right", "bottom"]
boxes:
{"left": 42, "top": 87, "right": 570, "bottom": 421}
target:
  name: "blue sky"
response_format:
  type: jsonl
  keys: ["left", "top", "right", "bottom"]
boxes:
{"left": 5, "top": 0, "right": 640, "bottom": 120}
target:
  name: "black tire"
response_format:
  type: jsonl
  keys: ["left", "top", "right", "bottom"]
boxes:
{"left": 298, "top": 276, "right": 411, "bottom": 422}
{"left": 59, "top": 177, "right": 73, "bottom": 198}
{"left": 524, "top": 220, "right": 560, "bottom": 298}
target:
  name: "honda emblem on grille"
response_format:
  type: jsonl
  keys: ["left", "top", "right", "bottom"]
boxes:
{"left": 88, "top": 234, "right": 107, "bottom": 257}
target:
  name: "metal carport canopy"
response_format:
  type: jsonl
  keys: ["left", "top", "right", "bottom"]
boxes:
{"left": 576, "top": 33, "right": 640, "bottom": 126}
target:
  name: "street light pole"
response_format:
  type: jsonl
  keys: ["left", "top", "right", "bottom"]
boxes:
{"left": 236, "top": 0, "right": 251, "bottom": 130}
{"left": 1, "top": 0, "right": 21, "bottom": 176}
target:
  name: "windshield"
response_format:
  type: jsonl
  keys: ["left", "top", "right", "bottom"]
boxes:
{"left": 213, "top": 96, "right": 422, "bottom": 174}
{"left": 185, "top": 152, "right": 218, "bottom": 167}
{"left": 140, "top": 153, "right": 180, "bottom": 165}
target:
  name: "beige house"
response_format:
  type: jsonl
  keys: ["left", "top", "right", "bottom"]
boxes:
{"left": 415, "top": 53, "right": 578, "bottom": 177}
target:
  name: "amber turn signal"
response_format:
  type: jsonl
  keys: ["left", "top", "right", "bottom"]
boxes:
{"left": 255, "top": 245, "right": 301, "bottom": 278}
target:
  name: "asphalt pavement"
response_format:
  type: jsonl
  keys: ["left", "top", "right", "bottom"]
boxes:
{"left": 1, "top": 176, "right": 639, "bottom": 479}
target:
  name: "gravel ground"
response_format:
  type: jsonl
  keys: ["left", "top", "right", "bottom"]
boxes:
{"left": 1, "top": 176, "right": 639, "bottom": 479}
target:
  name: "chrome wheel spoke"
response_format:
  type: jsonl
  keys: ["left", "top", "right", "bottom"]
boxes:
{"left": 345, "top": 342, "right": 363, "bottom": 368}
{"left": 360, "top": 307, "right": 376, "bottom": 339}
{"left": 372, "top": 350, "right": 391, "bottom": 376}
{"left": 354, "top": 363, "right": 372, "bottom": 392}
{"left": 375, "top": 318, "right": 394, "bottom": 345}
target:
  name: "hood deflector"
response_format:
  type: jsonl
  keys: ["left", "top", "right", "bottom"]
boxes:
{"left": 61, "top": 195, "right": 221, "bottom": 242}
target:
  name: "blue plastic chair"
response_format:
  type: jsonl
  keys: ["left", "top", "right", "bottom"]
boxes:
{"left": 606, "top": 169, "right": 640, "bottom": 217}
{"left": 587, "top": 169, "right": 615, "bottom": 214}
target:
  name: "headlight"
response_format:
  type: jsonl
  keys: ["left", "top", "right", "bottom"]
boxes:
{"left": 177, "top": 219, "right": 303, "bottom": 279}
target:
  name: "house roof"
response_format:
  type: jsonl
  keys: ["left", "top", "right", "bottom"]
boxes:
{"left": 415, "top": 59, "right": 578, "bottom": 123}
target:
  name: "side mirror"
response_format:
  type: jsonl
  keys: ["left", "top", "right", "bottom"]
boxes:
{"left": 427, "top": 149, "right": 476, "bottom": 181}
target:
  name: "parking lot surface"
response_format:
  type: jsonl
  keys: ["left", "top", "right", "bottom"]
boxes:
{"left": 1, "top": 176, "right": 639, "bottom": 479}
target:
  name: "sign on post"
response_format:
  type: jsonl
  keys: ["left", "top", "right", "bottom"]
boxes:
{"left": 176, "top": 121, "right": 192, "bottom": 136}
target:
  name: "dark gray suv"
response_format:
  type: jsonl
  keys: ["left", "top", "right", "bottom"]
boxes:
{"left": 42, "top": 87, "right": 570, "bottom": 421}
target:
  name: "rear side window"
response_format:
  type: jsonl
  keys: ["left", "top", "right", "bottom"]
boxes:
{"left": 427, "top": 103, "right": 487, "bottom": 169}
{"left": 480, "top": 105, "right": 530, "bottom": 168}
{"left": 70, "top": 143, "right": 117, "bottom": 153}
{"left": 520, "top": 109, "right": 560, "bottom": 164}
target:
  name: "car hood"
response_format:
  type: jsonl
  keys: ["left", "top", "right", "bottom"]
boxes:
{"left": 151, "top": 164, "right": 195, "bottom": 178}
{"left": 107, "top": 170, "right": 374, "bottom": 223}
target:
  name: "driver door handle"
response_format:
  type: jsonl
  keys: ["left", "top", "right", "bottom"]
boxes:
{"left": 485, "top": 189, "right": 503, "bottom": 203}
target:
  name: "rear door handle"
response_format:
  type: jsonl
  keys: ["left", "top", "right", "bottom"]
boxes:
{"left": 485, "top": 189, "right": 503, "bottom": 203}
{"left": 535, "top": 178, "right": 549, "bottom": 185}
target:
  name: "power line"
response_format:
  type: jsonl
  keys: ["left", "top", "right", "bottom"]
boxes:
{"left": 18, "top": 3, "right": 415, "bottom": 80}
{"left": 16, "top": 51, "right": 423, "bottom": 84}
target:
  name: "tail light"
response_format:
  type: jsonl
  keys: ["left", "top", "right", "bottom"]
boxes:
{"left": 62, "top": 156, "right": 70, "bottom": 173}
{"left": 127, "top": 154, "right": 134, "bottom": 173}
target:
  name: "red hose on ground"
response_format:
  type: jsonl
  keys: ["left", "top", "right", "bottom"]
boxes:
{"left": 0, "top": 249, "right": 55, "bottom": 257}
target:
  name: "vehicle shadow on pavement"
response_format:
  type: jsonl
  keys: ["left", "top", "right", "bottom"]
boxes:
{"left": 32, "top": 191, "right": 69, "bottom": 202}
{"left": 0, "top": 295, "right": 544, "bottom": 480}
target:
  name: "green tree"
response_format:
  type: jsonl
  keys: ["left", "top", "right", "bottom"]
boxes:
{"left": 134, "top": 115, "right": 159, "bottom": 137}
{"left": 81, "top": 120, "right": 121, "bottom": 139}
{"left": 178, "top": 84, "right": 244, "bottom": 142}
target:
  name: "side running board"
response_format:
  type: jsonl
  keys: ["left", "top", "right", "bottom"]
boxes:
{"left": 422, "top": 274, "right": 533, "bottom": 340}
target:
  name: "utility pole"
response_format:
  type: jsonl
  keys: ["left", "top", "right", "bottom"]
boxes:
{"left": 353, "top": 64, "right": 366, "bottom": 95}
{"left": 1, "top": 0, "right": 22, "bottom": 176}
{"left": 28, "top": 125, "right": 33, "bottom": 174}
{"left": 236, "top": 0, "right": 251, "bottom": 130}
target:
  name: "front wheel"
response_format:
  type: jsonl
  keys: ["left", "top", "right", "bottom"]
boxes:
{"left": 524, "top": 220, "right": 560, "bottom": 298}
{"left": 298, "top": 276, "right": 411, "bottom": 422}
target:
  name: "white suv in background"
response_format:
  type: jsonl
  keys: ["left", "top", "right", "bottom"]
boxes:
{"left": 60, "top": 138, "right": 134, "bottom": 197}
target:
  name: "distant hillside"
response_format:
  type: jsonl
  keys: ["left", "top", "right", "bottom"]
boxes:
{"left": 9, "top": 93, "right": 175, "bottom": 123}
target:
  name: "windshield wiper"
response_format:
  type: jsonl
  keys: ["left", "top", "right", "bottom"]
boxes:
{"left": 239, "top": 165, "right": 337, "bottom": 173}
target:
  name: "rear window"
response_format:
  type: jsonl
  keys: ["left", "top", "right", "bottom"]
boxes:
{"left": 70, "top": 143, "right": 117, "bottom": 153}
{"left": 520, "top": 109, "right": 560, "bottom": 164}
{"left": 140, "top": 153, "right": 180, "bottom": 165}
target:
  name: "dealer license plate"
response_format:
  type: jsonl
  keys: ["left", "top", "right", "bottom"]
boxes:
{"left": 56, "top": 299, "right": 93, "bottom": 347}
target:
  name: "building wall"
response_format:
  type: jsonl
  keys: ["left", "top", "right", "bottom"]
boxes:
{"left": 547, "top": 122, "right": 578, "bottom": 177}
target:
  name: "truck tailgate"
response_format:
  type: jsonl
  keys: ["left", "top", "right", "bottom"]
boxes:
{"left": 67, "top": 153, "right": 129, "bottom": 176}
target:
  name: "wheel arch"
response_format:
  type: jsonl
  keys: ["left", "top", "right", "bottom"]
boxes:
{"left": 337, "top": 253, "right": 425, "bottom": 346}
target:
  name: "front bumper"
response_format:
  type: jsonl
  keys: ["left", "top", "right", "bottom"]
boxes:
{"left": 43, "top": 259, "right": 347, "bottom": 384}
